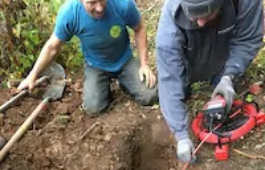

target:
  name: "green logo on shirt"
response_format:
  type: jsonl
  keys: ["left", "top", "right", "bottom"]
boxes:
{"left": 110, "top": 25, "right": 121, "bottom": 38}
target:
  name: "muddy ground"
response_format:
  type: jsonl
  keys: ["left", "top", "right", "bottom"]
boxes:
{"left": 0, "top": 0, "right": 265, "bottom": 169}
{"left": 0, "top": 70, "right": 265, "bottom": 170}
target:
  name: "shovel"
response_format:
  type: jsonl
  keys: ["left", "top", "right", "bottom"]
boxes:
{"left": 0, "top": 63, "right": 58, "bottom": 113}
{"left": 0, "top": 62, "right": 66, "bottom": 162}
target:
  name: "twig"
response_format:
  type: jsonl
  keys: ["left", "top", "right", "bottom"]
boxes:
{"left": 232, "top": 149, "right": 257, "bottom": 159}
{"left": 233, "top": 149, "right": 265, "bottom": 160}
{"left": 78, "top": 121, "right": 101, "bottom": 141}
{"left": 237, "top": 89, "right": 249, "bottom": 99}
{"left": 255, "top": 154, "right": 265, "bottom": 160}
{"left": 101, "top": 120, "right": 111, "bottom": 127}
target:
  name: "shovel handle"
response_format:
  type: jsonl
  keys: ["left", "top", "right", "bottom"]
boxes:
{"left": 0, "top": 97, "right": 50, "bottom": 163}
{"left": 0, "top": 76, "right": 50, "bottom": 113}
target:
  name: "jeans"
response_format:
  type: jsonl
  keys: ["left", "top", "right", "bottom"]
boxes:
{"left": 82, "top": 57, "right": 158, "bottom": 116}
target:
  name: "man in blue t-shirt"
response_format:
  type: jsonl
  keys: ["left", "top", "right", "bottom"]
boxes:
{"left": 17, "top": 0, "right": 158, "bottom": 117}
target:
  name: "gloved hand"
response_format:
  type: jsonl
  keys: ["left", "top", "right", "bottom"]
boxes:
{"left": 177, "top": 138, "right": 196, "bottom": 163}
{"left": 211, "top": 76, "right": 235, "bottom": 111}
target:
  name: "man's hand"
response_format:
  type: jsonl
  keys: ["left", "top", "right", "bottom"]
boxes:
{"left": 139, "top": 64, "right": 156, "bottom": 88}
{"left": 177, "top": 138, "right": 196, "bottom": 163}
{"left": 211, "top": 76, "right": 235, "bottom": 111}
{"left": 16, "top": 74, "right": 38, "bottom": 93}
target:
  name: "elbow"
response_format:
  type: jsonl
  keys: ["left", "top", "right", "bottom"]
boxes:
{"left": 45, "top": 40, "right": 61, "bottom": 57}
{"left": 50, "top": 45, "right": 60, "bottom": 57}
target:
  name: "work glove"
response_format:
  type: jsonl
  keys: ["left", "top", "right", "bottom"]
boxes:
{"left": 211, "top": 76, "right": 235, "bottom": 112}
{"left": 177, "top": 138, "right": 196, "bottom": 163}
{"left": 139, "top": 64, "right": 156, "bottom": 88}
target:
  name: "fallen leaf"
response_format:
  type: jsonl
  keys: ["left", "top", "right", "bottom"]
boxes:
{"left": 249, "top": 81, "right": 263, "bottom": 95}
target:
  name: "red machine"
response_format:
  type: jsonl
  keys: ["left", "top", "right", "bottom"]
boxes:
{"left": 191, "top": 95, "right": 265, "bottom": 160}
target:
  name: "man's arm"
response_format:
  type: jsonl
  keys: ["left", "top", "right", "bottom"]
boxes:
{"left": 133, "top": 19, "right": 149, "bottom": 66}
{"left": 29, "top": 34, "right": 63, "bottom": 80}
{"left": 156, "top": 0, "right": 189, "bottom": 141}
{"left": 133, "top": 19, "right": 156, "bottom": 88}
{"left": 18, "top": 1, "right": 75, "bottom": 91}
{"left": 17, "top": 34, "right": 63, "bottom": 91}
{"left": 223, "top": 0, "right": 263, "bottom": 78}
{"left": 125, "top": 0, "right": 156, "bottom": 88}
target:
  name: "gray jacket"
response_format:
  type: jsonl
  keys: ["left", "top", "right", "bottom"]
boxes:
{"left": 156, "top": 0, "right": 263, "bottom": 140}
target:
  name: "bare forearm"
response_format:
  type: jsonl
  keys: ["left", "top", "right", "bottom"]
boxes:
{"left": 29, "top": 37, "right": 61, "bottom": 79}
{"left": 134, "top": 21, "right": 149, "bottom": 66}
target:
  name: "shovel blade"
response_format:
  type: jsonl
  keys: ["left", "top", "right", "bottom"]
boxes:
{"left": 42, "top": 62, "right": 66, "bottom": 100}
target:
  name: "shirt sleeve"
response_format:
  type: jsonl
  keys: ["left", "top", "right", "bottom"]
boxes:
{"left": 125, "top": 0, "right": 141, "bottom": 28}
{"left": 223, "top": 0, "right": 263, "bottom": 77}
{"left": 53, "top": 3, "right": 75, "bottom": 42}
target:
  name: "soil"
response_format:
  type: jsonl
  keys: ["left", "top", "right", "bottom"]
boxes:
{"left": 0, "top": 70, "right": 265, "bottom": 170}
{"left": 0, "top": 0, "right": 265, "bottom": 169}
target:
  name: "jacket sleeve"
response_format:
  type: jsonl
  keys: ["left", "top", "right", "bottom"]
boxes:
{"left": 224, "top": 0, "right": 263, "bottom": 77}
{"left": 156, "top": 0, "right": 190, "bottom": 141}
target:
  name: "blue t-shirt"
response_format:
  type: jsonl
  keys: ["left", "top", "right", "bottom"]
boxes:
{"left": 54, "top": 0, "right": 141, "bottom": 72}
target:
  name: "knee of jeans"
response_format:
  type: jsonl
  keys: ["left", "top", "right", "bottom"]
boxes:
{"left": 82, "top": 100, "right": 107, "bottom": 115}
{"left": 136, "top": 88, "right": 158, "bottom": 106}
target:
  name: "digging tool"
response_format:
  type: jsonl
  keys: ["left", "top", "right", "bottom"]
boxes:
{"left": 0, "top": 62, "right": 66, "bottom": 163}
{"left": 0, "top": 63, "right": 58, "bottom": 113}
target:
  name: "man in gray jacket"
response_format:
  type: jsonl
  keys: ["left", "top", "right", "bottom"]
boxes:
{"left": 156, "top": 0, "right": 263, "bottom": 164}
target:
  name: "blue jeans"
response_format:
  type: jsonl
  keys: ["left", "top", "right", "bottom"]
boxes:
{"left": 82, "top": 57, "right": 158, "bottom": 116}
